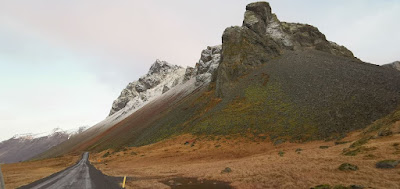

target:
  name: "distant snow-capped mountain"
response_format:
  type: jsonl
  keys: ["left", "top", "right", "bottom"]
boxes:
{"left": 0, "top": 126, "right": 87, "bottom": 164}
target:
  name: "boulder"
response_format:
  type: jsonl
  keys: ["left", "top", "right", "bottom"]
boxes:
{"left": 338, "top": 163, "right": 359, "bottom": 171}
{"left": 376, "top": 160, "right": 399, "bottom": 169}
{"left": 162, "top": 85, "right": 170, "bottom": 94}
{"left": 221, "top": 167, "right": 232, "bottom": 173}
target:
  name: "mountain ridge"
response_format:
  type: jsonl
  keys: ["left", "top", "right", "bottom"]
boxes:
{"left": 0, "top": 127, "right": 86, "bottom": 163}
{"left": 108, "top": 45, "right": 222, "bottom": 116}
{"left": 382, "top": 61, "right": 400, "bottom": 71}
{"left": 34, "top": 1, "right": 400, "bottom": 159}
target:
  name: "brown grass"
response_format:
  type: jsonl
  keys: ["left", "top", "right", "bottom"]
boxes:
{"left": 88, "top": 132, "right": 400, "bottom": 189}
{"left": 2, "top": 155, "right": 79, "bottom": 188}
{"left": 3, "top": 122, "right": 399, "bottom": 188}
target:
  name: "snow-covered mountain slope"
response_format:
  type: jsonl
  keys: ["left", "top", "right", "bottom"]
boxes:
{"left": 0, "top": 127, "right": 86, "bottom": 163}
{"left": 35, "top": 45, "right": 222, "bottom": 159}
{"left": 109, "top": 46, "right": 222, "bottom": 117}
{"left": 93, "top": 45, "right": 222, "bottom": 137}
{"left": 109, "top": 60, "right": 185, "bottom": 116}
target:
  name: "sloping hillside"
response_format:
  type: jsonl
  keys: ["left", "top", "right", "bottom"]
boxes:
{"left": 36, "top": 1, "right": 400, "bottom": 158}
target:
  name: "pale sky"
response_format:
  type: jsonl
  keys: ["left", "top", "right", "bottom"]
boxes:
{"left": 0, "top": 0, "right": 399, "bottom": 141}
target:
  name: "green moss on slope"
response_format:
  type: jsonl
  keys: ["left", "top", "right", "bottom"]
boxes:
{"left": 190, "top": 80, "right": 317, "bottom": 142}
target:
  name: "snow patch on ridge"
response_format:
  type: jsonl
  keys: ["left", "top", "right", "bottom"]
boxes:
{"left": 93, "top": 45, "right": 222, "bottom": 134}
{"left": 10, "top": 126, "right": 87, "bottom": 141}
{"left": 109, "top": 60, "right": 186, "bottom": 116}
{"left": 109, "top": 46, "right": 222, "bottom": 117}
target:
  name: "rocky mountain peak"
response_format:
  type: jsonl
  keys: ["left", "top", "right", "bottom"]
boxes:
{"left": 109, "top": 45, "right": 223, "bottom": 116}
{"left": 148, "top": 59, "right": 179, "bottom": 75}
{"left": 243, "top": 2, "right": 272, "bottom": 36}
{"left": 216, "top": 1, "right": 358, "bottom": 97}
{"left": 109, "top": 59, "right": 186, "bottom": 116}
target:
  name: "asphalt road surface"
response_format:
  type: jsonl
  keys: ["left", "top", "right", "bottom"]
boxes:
{"left": 19, "top": 152, "right": 120, "bottom": 189}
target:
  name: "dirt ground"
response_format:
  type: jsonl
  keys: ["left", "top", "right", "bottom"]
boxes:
{"left": 1, "top": 155, "right": 79, "bottom": 189}
{"left": 89, "top": 132, "right": 400, "bottom": 189}
{"left": 2, "top": 130, "right": 399, "bottom": 189}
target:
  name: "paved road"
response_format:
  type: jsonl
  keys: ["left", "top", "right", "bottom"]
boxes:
{"left": 19, "top": 152, "right": 120, "bottom": 189}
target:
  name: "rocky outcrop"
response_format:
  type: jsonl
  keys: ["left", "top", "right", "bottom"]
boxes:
{"left": 179, "top": 45, "right": 222, "bottom": 86}
{"left": 216, "top": 1, "right": 357, "bottom": 97}
{"left": 194, "top": 45, "right": 221, "bottom": 86}
{"left": 382, "top": 61, "right": 400, "bottom": 71}
{"left": 216, "top": 2, "right": 282, "bottom": 97}
{"left": 279, "top": 22, "right": 354, "bottom": 58}
{"left": 109, "top": 60, "right": 185, "bottom": 116}
{"left": 183, "top": 66, "right": 195, "bottom": 83}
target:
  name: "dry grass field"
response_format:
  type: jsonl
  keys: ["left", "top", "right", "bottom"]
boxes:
{"left": 89, "top": 130, "right": 400, "bottom": 189}
{"left": 2, "top": 123, "right": 399, "bottom": 189}
{"left": 2, "top": 155, "right": 79, "bottom": 189}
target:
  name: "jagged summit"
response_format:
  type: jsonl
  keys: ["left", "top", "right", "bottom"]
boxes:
{"left": 148, "top": 59, "right": 182, "bottom": 75}
{"left": 243, "top": 2, "right": 273, "bottom": 36}
{"left": 216, "top": 1, "right": 356, "bottom": 97}
{"left": 242, "top": 1, "right": 354, "bottom": 56}
{"left": 109, "top": 46, "right": 222, "bottom": 116}
{"left": 109, "top": 59, "right": 186, "bottom": 116}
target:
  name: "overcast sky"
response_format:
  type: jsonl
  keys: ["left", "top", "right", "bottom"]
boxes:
{"left": 0, "top": 0, "right": 399, "bottom": 141}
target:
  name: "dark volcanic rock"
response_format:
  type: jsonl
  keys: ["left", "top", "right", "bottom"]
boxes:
{"left": 216, "top": 25, "right": 281, "bottom": 97}
{"left": 376, "top": 160, "right": 399, "bottom": 169}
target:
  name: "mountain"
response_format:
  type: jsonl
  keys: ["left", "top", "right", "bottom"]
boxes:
{"left": 108, "top": 60, "right": 185, "bottom": 116}
{"left": 0, "top": 127, "right": 86, "bottom": 164}
{"left": 35, "top": 1, "right": 400, "bottom": 159}
{"left": 382, "top": 61, "right": 400, "bottom": 71}
{"left": 108, "top": 46, "right": 221, "bottom": 116}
